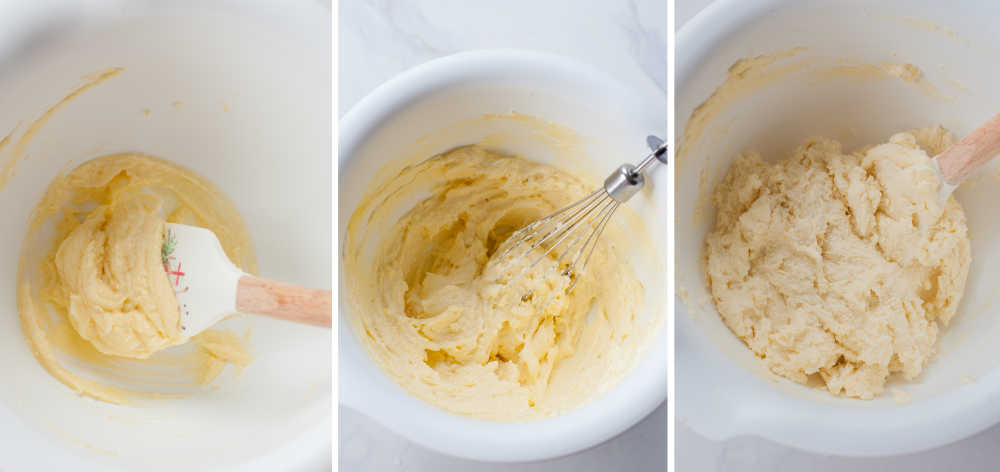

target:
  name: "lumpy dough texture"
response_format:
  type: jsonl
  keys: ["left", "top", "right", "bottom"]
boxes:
{"left": 344, "top": 146, "right": 650, "bottom": 421}
{"left": 705, "top": 127, "right": 971, "bottom": 399}
{"left": 55, "top": 193, "right": 180, "bottom": 358}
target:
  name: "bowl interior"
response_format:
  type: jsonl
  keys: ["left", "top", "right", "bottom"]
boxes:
{"left": 338, "top": 52, "right": 668, "bottom": 462}
{"left": 0, "top": 4, "right": 330, "bottom": 470}
{"left": 676, "top": 0, "right": 1000, "bottom": 455}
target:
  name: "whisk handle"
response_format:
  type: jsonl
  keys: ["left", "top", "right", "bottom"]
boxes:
{"left": 636, "top": 136, "right": 668, "bottom": 174}
{"left": 606, "top": 135, "right": 669, "bottom": 202}
{"left": 653, "top": 142, "right": 668, "bottom": 165}
{"left": 647, "top": 135, "right": 669, "bottom": 164}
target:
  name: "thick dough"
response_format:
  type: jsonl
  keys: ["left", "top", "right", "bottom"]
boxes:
{"left": 19, "top": 153, "right": 256, "bottom": 403}
{"left": 705, "top": 127, "right": 971, "bottom": 399}
{"left": 344, "top": 146, "right": 648, "bottom": 421}
{"left": 54, "top": 193, "right": 180, "bottom": 358}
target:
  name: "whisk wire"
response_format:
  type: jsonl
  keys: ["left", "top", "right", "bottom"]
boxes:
{"left": 523, "top": 194, "right": 616, "bottom": 298}
{"left": 553, "top": 196, "right": 616, "bottom": 272}
{"left": 495, "top": 136, "right": 667, "bottom": 305}
{"left": 530, "top": 198, "right": 619, "bottom": 312}
{"left": 526, "top": 194, "right": 611, "bottom": 272}
{"left": 497, "top": 188, "right": 604, "bottom": 263}
{"left": 500, "top": 189, "right": 606, "bottom": 287}
{"left": 568, "top": 199, "right": 619, "bottom": 292}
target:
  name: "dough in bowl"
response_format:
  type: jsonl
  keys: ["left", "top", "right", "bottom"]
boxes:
{"left": 705, "top": 127, "right": 971, "bottom": 399}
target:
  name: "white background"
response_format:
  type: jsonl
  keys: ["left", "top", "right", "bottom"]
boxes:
{"left": 338, "top": 1, "right": 667, "bottom": 471}
{"left": 676, "top": 1, "right": 1000, "bottom": 470}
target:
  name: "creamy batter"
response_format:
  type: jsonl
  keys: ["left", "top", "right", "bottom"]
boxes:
{"left": 344, "top": 145, "right": 648, "bottom": 421}
{"left": 705, "top": 127, "right": 971, "bottom": 399}
{"left": 54, "top": 193, "right": 181, "bottom": 359}
{"left": 19, "top": 153, "right": 256, "bottom": 403}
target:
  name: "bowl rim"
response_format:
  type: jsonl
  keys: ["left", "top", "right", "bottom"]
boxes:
{"left": 338, "top": 49, "right": 668, "bottom": 462}
{"left": 675, "top": 0, "right": 1000, "bottom": 457}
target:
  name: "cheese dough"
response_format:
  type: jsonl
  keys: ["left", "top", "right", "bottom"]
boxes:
{"left": 705, "top": 127, "right": 971, "bottom": 399}
{"left": 18, "top": 153, "right": 256, "bottom": 403}
{"left": 344, "top": 146, "right": 649, "bottom": 421}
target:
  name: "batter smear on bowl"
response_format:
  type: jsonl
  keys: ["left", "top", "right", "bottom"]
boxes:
{"left": 705, "top": 127, "right": 971, "bottom": 399}
{"left": 344, "top": 145, "right": 650, "bottom": 421}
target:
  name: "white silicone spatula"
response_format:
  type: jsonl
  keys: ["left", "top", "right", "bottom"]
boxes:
{"left": 163, "top": 222, "right": 332, "bottom": 339}
{"left": 933, "top": 113, "right": 1000, "bottom": 200}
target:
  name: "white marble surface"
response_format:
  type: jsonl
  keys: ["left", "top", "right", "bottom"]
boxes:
{"left": 339, "top": 0, "right": 666, "bottom": 116}
{"left": 676, "top": 1, "right": 1000, "bottom": 470}
{"left": 338, "top": 1, "right": 667, "bottom": 471}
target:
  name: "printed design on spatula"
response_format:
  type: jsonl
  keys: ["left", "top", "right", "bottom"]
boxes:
{"left": 162, "top": 227, "right": 192, "bottom": 330}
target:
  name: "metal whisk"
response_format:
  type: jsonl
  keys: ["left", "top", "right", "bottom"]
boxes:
{"left": 496, "top": 135, "right": 668, "bottom": 298}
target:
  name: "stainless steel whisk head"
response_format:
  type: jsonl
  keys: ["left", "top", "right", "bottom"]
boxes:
{"left": 496, "top": 135, "right": 668, "bottom": 299}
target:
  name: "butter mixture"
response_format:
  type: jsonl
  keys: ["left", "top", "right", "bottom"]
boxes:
{"left": 54, "top": 193, "right": 181, "bottom": 359}
{"left": 705, "top": 127, "right": 971, "bottom": 399}
{"left": 344, "top": 146, "right": 649, "bottom": 421}
{"left": 18, "top": 153, "right": 256, "bottom": 403}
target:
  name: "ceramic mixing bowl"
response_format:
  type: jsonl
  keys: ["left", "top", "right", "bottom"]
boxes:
{"left": 0, "top": 1, "right": 331, "bottom": 470}
{"left": 339, "top": 50, "right": 668, "bottom": 462}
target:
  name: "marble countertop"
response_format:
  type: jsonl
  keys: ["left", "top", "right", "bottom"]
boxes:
{"left": 338, "top": 1, "right": 667, "bottom": 471}
{"left": 339, "top": 0, "right": 666, "bottom": 116}
{"left": 676, "top": 1, "right": 1000, "bottom": 470}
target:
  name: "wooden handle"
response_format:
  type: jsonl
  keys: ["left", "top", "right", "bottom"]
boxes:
{"left": 236, "top": 275, "right": 331, "bottom": 327}
{"left": 937, "top": 113, "right": 1000, "bottom": 185}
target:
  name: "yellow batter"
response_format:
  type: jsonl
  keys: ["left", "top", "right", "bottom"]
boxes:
{"left": 344, "top": 146, "right": 647, "bottom": 421}
{"left": 54, "top": 193, "right": 181, "bottom": 358}
{"left": 705, "top": 127, "right": 971, "bottom": 399}
{"left": 18, "top": 153, "right": 256, "bottom": 403}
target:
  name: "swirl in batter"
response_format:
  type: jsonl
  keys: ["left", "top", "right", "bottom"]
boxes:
{"left": 344, "top": 145, "right": 652, "bottom": 421}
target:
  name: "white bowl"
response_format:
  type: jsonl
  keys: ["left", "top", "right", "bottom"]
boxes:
{"left": 0, "top": 1, "right": 330, "bottom": 470}
{"left": 338, "top": 50, "right": 668, "bottom": 462}
{"left": 676, "top": 0, "right": 1000, "bottom": 457}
